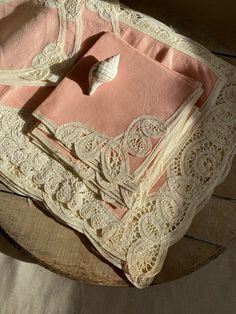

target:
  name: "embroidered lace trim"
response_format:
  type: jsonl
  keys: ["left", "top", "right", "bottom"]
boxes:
{"left": 86, "top": 0, "right": 120, "bottom": 34}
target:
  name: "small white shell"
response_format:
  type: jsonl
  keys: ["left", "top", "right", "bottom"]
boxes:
{"left": 88, "top": 54, "right": 120, "bottom": 95}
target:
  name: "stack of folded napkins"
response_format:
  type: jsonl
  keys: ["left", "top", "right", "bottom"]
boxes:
{"left": 0, "top": 0, "right": 235, "bottom": 288}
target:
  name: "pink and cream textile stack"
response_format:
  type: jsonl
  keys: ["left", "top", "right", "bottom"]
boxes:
{"left": 0, "top": 0, "right": 235, "bottom": 288}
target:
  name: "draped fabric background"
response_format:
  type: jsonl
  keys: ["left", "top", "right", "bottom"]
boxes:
{"left": 0, "top": 240, "right": 236, "bottom": 314}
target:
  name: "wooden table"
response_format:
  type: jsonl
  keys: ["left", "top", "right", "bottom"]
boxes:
{"left": 0, "top": 2, "right": 236, "bottom": 286}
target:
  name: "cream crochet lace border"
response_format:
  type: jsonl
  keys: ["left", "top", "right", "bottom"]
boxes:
{"left": 0, "top": 0, "right": 235, "bottom": 288}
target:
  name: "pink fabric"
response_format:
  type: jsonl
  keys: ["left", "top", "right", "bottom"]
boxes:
{"left": 120, "top": 24, "right": 218, "bottom": 107}
{"left": 0, "top": 4, "right": 221, "bottom": 220}
{"left": 0, "top": 0, "right": 59, "bottom": 70}
{"left": 29, "top": 26, "right": 222, "bottom": 219}
{"left": 0, "top": 2, "right": 113, "bottom": 72}
{"left": 32, "top": 31, "right": 203, "bottom": 185}
{"left": 0, "top": 4, "right": 114, "bottom": 108}
{"left": 33, "top": 32, "right": 200, "bottom": 134}
{"left": 0, "top": 85, "right": 53, "bottom": 111}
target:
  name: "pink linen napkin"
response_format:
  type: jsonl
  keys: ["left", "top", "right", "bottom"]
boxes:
{"left": 0, "top": 0, "right": 116, "bottom": 86}
{"left": 31, "top": 31, "right": 204, "bottom": 210}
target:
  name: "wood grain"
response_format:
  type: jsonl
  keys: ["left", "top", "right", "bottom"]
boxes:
{"left": 214, "top": 157, "right": 236, "bottom": 200}
{"left": 188, "top": 197, "right": 236, "bottom": 246}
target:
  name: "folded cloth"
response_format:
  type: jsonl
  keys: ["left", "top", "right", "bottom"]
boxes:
{"left": 0, "top": 0, "right": 84, "bottom": 85}
{"left": 0, "top": 0, "right": 119, "bottom": 86}
{"left": 0, "top": 0, "right": 235, "bottom": 288}
{"left": 31, "top": 31, "right": 204, "bottom": 211}
{"left": 0, "top": 0, "right": 117, "bottom": 200}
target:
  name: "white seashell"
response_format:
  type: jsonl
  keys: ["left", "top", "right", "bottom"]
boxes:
{"left": 88, "top": 54, "right": 120, "bottom": 95}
